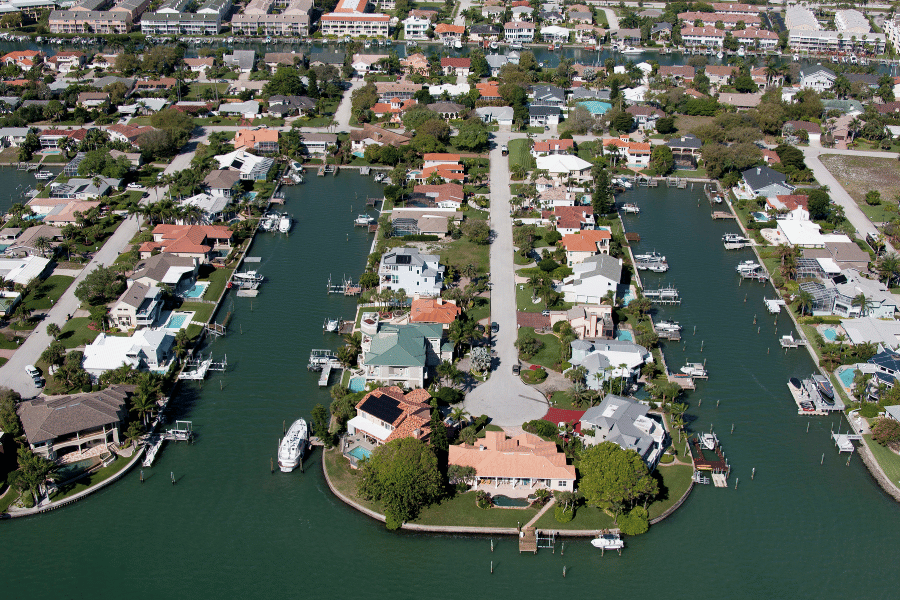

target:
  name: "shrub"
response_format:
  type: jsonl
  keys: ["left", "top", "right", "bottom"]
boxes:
{"left": 435, "top": 386, "right": 464, "bottom": 404}
{"left": 554, "top": 504, "right": 575, "bottom": 523}
{"left": 476, "top": 490, "right": 493, "bottom": 509}
{"left": 21, "top": 493, "right": 35, "bottom": 509}
{"left": 400, "top": 234, "right": 440, "bottom": 241}
{"left": 523, "top": 419, "right": 558, "bottom": 438}
{"left": 858, "top": 403, "right": 880, "bottom": 419}
{"left": 618, "top": 506, "right": 649, "bottom": 535}
{"left": 659, "top": 453, "right": 675, "bottom": 464}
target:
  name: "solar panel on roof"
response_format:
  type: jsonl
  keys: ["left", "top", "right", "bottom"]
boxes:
{"left": 396, "top": 254, "right": 412, "bottom": 264}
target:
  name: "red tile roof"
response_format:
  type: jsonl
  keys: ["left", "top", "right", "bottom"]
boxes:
{"left": 440, "top": 57, "right": 471, "bottom": 68}
{"left": 542, "top": 408, "right": 586, "bottom": 434}
{"left": 562, "top": 229, "right": 611, "bottom": 252}
{"left": 534, "top": 139, "right": 575, "bottom": 153}
{"left": 542, "top": 205, "right": 593, "bottom": 230}
{"left": 355, "top": 386, "right": 433, "bottom": 443}
{"left": 410, "top": 297, "right": 461, "bottom": 324}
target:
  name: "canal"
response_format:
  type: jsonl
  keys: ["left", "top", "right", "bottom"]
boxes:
{"left": 4, "top": 178, "right": 900, "bottom": 597}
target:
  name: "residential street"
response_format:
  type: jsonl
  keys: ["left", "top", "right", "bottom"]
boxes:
{"left": 464, "top": 132, "right": 550, "bottom": 426}
{"left": 0, "top": 215, "right": 143, "bottom": 398}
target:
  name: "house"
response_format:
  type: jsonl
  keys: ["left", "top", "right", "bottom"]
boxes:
{"left": 346, "top": 386, "right": 433, "bottom": 452}
{"left": 0, "top": 290, "right": 22, "bottom": 317}
{"left": 82, "top": 330, "right": 175, "bottom": 382}
{"left": 203, "top": 170, "right": 242, "bottom": 197}
{"left": 485, "top": 53, "right": 509, "bottom": 76}
{"left": 766, "top": 194, "right": 809, "bottom": 221}
{"left": 351, "top": 53, "right": 389, "bottom": 74}
{"left": 233, "top": 127, "right": 279, "bottom": 154}
{"left": 434, "top": 23, "right": 464, "bottom": 41}
{"left": 531, "top": 85, "right": 566, "bottom": 107}
{"left": 408, "top": 296, "right": 460, "bottom": 327}
{"left": 267, "top": 95, "right": 315, "bottom": 117}
{"left": 378, "top": 247, "right": 444, "bottom": 297}
{"left": 376, "top": 81, "right": 422, "bottom": 101}
{"left": 540, "top": 24, "right": 570, "bottom": 42}
{"left": 38, "top": 127, "right": 90, "bottom": 149}
{"left": 474, "top": 105, "right": 514, "bottom": 126}
{"left": 139, "top": 224, "right": 233, "bottom": 263}
{"left": 300, "top": 133, "right": 338, "bottom": 156}
{"left": 400, "top": 52, "right": 429, "bottom": 75}
{"left": 1, "top": 226, "right": 61, "bottom": 258}
{"left": 824, "top": 269, "right": 898, "bottom": 319}
{"left": 580, "top": 394, "right": 666, "bottom": 468}
{"left": 680, "top": 25, "right": 725, "bottom": 47}
{"left": 448, "top": 430, "right": 576, "bottom": 492}
{"left": 625, "top": 105, "right": 664, "bottom": 128}
{"left": 134, "top": 77, "right": 178, "bottom": 92}
{"left": 678, "top": 10, "right": 761, "bottom": 28}
{"left": 403, "top": 15, "right": 430, "bottom": 40}
{"left": 666, "top": 133, "right": 703, "bottom": 158}
{"left": 117, "top": 98, "right": 169, "bottom": 116}
{"left": 570, "top": 339, "right": 651, "bottom": 390}
{"left": 180, "top": 193, "right": 233, "bottom": 224}
{"left": 217, "top": 100, "right": 260, "bottom": 118}
{"left": 43, "top": 201, "right": 103, "bottom": 226}
{"left": 48, "top": 177, "right": 121, "bottom": 200}
{"left": 550, "top": 304, "right": 614, "bottom": 339}
{"left": 741, "top": 166, "right": 795, "bottom": 198}
{"left": 108, "top": 149, "right": 143, "bottom": 168}
{"left": 224, "top": 50, "right": 256, "bottom": 73}
{"left": 532, "top": 138, "right": 574, "bottom": 156}
{"left": 542, "top": 205, "right": 595, "bottom": 234}
{"left": 185, "top": 57, "right": 215, "bottom": 73}
{"left": 213, "top": 149, "right": 274, "bottom": 180}
{"left": 106, "top": 123, "right": 154, "bottom": 144}
{"left": 349, "top": 123, "right": 412, "bottom": 153}
{"left": 370, "top": 98, "right": 416, "bottom": 121}
{"left": 440, "top": 57, "right": 470, "bottom": 78}
{"left": 0, "top": 255, "right": 52, "bottom": 285}
{"left": 529, "top": 105, "right": 562, "bottom": 127}
{"left": 841, "top": 318, "right": 900, "bottom": 350}
{"left": 562, "top": 229, "right": 612, "bottom": 266}
{"left": 359, "top": 316, "right": 450, "bottom": 388}
{"left": 427, "top": 101, "right": 466, "bottom": 120}
{"left": 603, "top": 137, "right": 652, "bottom": 168}
{"left": 46, "top": 50, "right": 86, "bottom": 73}
{"left": 801, "top": 241, "right": 870, "bottom": 273}
{"left": 505, "top": 20, "right": 536, "bottom": 42}
{"left": 0, "top": 126, "right": 29, "bottom": 147}
{"left": 469, "top": 23, "right": 500, "bottom": 41}
{"left": 263, "top": 52, "right": 303, "bottom": 69}
{"left": 777, "top": 220, "right": 851, "bottom": 248}
{"left": 129, "top": 253, "right": 199, "bottom": 294}
{"left": 718, "top": 92, "right": 762, "bottom": 110}
{"left": 535, "top": 153, "right": 592, "bottom": 180}
{"left": 2, "top": 49, "right": 42, "bottom": 68}
{"left": 560, "top": 254, "right": 622, "bottom": 303}
{"left": 799, "top": 66, "right": 836, "bottom": 92}
{"left": 16, "top": 385, "right": 136, "bottom": 460}
{"left": 657, "top": 65, "right": 695, "bottom": 83}
{"left": 408, "top": 183, "right": 464, "bottom": 210}
{"left": 111, "top": 281, "right": 163, "bottom": 329}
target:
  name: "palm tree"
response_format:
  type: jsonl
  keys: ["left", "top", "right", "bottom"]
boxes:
{"left": 852, "top": 293, "right": 869, "bottom": 317}
{"left": 797, "top": 290, "right": 814, "bottom": 317}
{"left": 33, "top": 236, "right": 52, "bottom": 258}
{"left": 130, "top": 390, "right": 157, "bottom": 426}
{"left": 124, "top": 420, "right": 144, "bottom": 449}
{"left": 9, "top": 447, "right": 58, "bottom": 505}
{"left": 877, "top": 253, "right": 900, "bottom": 287}
{"left": 436, "top": 359, "right": 463, "bottom": 388}
{"left": 450, "top": 407, "right": 469, "bottom": 426}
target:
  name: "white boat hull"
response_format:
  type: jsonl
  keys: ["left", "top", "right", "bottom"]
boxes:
{"left": 278, "top": 418, "right": 309, "bottom": 473}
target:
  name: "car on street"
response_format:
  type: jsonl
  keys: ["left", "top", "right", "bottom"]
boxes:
{"left": 512, "top": 363, "right": 520, "bottom": 375}
{"left": 127, "top": 183, "right": 142, "bottom": 189}
{"left": 491, "top": 322, "right": 499, "bottom": 333}
{"left": 25, "top": 365, "right": 44, "bottom": 387}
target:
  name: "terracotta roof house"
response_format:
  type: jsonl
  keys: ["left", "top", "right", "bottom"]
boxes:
{"left": 603, "top": 137, "right": 652, "bottom": 168}
{"left": 139, "top": 224, "right": 233, "bottom": 263}
{"left": 434, "top": 23, "right": 465, "bottom": 39}
{"left": 658, "top": 65, "right": 695, "bottom": 82}
{"left": 475, "top": 81, "right": 501, "bottom": 100}
{"left": 532, "top": 138, "right": 575, "bottom": 156}
{"left": 2, "top": 50, "right": 42, "bottom": 68}
{"left": 549, "top": 303, "right": 614, "bottom": 339}
{"left": 349, "top": 123, "right": 412, "bottom": 154}
{"left": 762, "top": 149, "right": 781, "bottom": 164}
{"left": 408, "top": 183, "right": 464, "bottom": 209}
{"left": 419, "top": 163, "right": 466, "bottom": 182}
{"left": 345, "top": 386, "right": 433, "bottom": 465}
{"left": 542, "top": 205, "right": 595, "bottom": 234}
{"left": 233, "top": 127, "right": 279, "bottom": 153}
{"left": 440, "top": 57, "right": 471, "bottom": 77}
{"left": 449, "top": 430, "right": 577, "bottom": 492}
{"left": 409, "top": 296, "right": 460, "bottom": 326}
{"left": 562, "top": 228, "right": 612, "bottom": 266}
{"left": 17, "top": 385, "right": 136, "bottom": 460}
{"left": 106, "top": 123, "right": 155, "bottom": 144}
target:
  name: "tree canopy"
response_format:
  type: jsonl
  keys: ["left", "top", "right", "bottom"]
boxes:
{"left": 75, "top": 266, "right": 125, "bottom": 306}
{"left": 357, "top": 437, "right": 444, "bottom": 529}
{"left": 579, "top": 441, "right": 656, "bottom": 521}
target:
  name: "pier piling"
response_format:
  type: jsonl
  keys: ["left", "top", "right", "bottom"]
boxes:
{"left": 271, "top": 457, "right": 274, "bottom": 473}
{"left": 807, "top": 422, "right": 810, "bottom": 433}
{"left": 735, "top": 478, "right": 739, "bottom": 490}
{"left": 821, "top": 453, "right": 825, "bottom": 464}
{"left": 490, "top": 561, "right": 493, "bottom": 574}
{"left": 491, "top": 539, "right": 494, "bottom": 552}
{"left": 563, "top": 566, "right": 567, "bottom": 578}
{"left": 731, "top": 423, "right": 734, "bottom": 434}
{"left": 140, "top": 469, "right": 144, "bottom": 483}
{"left": 752, "top": 467, "right": 755, "bottom": 480}
{"left": 171, "top": 472, "right": 175, "bottom": 485}
{"left": 716, "top": 400, "right": 720, "bottom": 407}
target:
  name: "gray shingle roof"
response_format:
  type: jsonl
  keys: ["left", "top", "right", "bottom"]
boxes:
{"left": 17, "top": 385, "right": 135, "bottom": 445}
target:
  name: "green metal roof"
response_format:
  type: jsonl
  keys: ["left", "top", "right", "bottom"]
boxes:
{"left": 366, "top": 324, "right": 442, "bottom": 367}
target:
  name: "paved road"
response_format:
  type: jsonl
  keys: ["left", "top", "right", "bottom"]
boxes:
{"left": 464, "top": 132, "right": 549, "bottom": 426}
{"left": 802, "top": 147, "right": 898, "bottom": 251}
{"left": 603, "top": 7, "right": 620, "bottom": 31}
{"left": 0, "top": 215, "right": 143, "bottom": 398}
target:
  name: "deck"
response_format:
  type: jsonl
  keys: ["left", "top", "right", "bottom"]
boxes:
{"left": 712, "top": 211, "right": 736, "bottom": 220}
{"left": 519, "top": 527, "right": 537, "bottom": 553}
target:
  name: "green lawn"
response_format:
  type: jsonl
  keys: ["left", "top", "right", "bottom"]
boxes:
{"left": 468, "top": 297, "right": 490, "bottom": 323}
{"left": 179, "top": 301, "right": 215, "bottom": 324}
{"left": 58, "top": 317, "right": 101, "bottom": 349}
{"left": 508, "top": 138, "right": 536, "bottom": 172}
{"left": 21, "top": 275, "right": 75, "bottom": 311}
{"left": 440, "top": 236, "right": 489, "bottom": 275}
{"left": 50, "top": 455, "right": 132, "bottom": 502}
{"left": 186, "top": 82, "right": 229, "bottom": 101}
{"left": 202, "top": 266, "right": 234, "bottom": 301}
{"left": 516, "top": 283, "right": 571, "bottom": 313}
{"left": 41, "top": 154, "right": 68, "bottom": 163}
{"left": 863, "top": 434, "right": 900, "bottom": 484}
{"left": 0, "top": 332, "right": 25, "bottom": 349}
{"left": 517, "top": 326, "right": 563, "bottom": 371}
{"left": 859, "top": 203, "right": 897, "bottom": 224}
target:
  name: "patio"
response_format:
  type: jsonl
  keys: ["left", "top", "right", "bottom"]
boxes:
{"left": 341, "top": 433, "right": 379, "bottom": 469}
{"left": 473, "top": 479, "right": 545, "bottom": 499}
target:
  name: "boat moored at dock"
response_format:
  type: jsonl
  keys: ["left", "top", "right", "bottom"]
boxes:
{"left": 621, "top": 203, "right": 640, "bottom": 214}
{"left": 278, "top": 215, "right": 292, "bottom": 233}
{"left": 591, "top": 530, "right": 624, "bottom": 552}
{"left": 278, "top": 418, "right": 309, "bottom": 472}
{"left": 680, "top": 362, "right": 708, "bottom": 378}
{"left": 723, "top": 233, "right": 751, "bottom": 249}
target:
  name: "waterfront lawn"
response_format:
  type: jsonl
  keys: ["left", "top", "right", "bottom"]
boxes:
{"left": 863, "top": 434, "right": 900, "bottom": 484}
{"left": 0, "top": 486, "right": 21, "bottom": 514}
{"left": 179, "top": 301, "right": 214, "bottom": 324}
{"left": 50, "top": 455, "right": 132, "bottom": 502}
{"left": 322, "top": 449, "right": 382, "bottom": 514}
{"left": 21, "top": 275, "right": 75, "bottom": 312}
{"left": 58, "top": 317, "right": 101, "bottom": 349}
{"left": 411, "top": 491, "right": 538, "bottom": 528}
{"left": 508, "top": 138, "right": 536, "bottom": 172}
{"left": 201, "top": 265, "right": 233, "bottom": 301}
{"left": 516, "top": 327, "right": 562, "bottom": 371}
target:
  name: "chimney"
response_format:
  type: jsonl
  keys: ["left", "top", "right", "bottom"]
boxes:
{"left": 757, "top": 167, "right": 761, "bottom": 174}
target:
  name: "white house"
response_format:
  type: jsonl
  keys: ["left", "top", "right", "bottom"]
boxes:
{"left": 535, "top": 154, "right": 593, "bottom": 181}
{"left": 110, "top": 282, "right": 164, "bottom": 330}
{"left": 560, "top": 254, "right": 622, "bottom": 304}
{"left": 799, "top": 66, "right": 836, "bottom": 92}
{"left": 403, "top": 15, "right": 430, "bottom": 40}
{"left": 580, "top": 394, "right": 666, "bottom": 468}
{"left": 378, "top": 247, "right": 445, "bottom": 297}
{"left": 570, "top": 339, "right": 651, "bottom": 390}
{"left": 213, "top": 149, "right": 274, "bottom": 181}
{"left": 82, "top": 329, "right": 175, "bottom": 382}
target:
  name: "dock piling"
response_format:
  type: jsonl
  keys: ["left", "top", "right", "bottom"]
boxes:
{"left": 716, "top": 399, "right": 720, "bottom": 407}
{"left": 731, "top": 423, "right": 734, "bottom": 434}
{"left": 701, "top": 340, "right": 704, "bottom": 352}
{"left": 563, "top": 566, "right": 567, "bottom": 578}
{"left": 847, "top": 455, "right": 852, "bottom": 466}
{"left": 491, "top": 539, "right": 494, "bottom": 552}
{"left": 490, "top": 561, "right": 493, "bottom": 574}
{"left": 807, "top": 422, "right": 810, "bottom": 433}
{"left": 140, "top": 469, "right": 144, "bottom": 483}
{"left": 698, "top": 398, "right": 702, "bottom": 407}
{"left": 271, "top": 457, "right": 274, "bottom": 473}
{"left": 821, "top": 453, "right": 825, "bottom": 465}
{"left": 735, "top": 478, "right": 739, "bottom": 490}
{"left": 171, "top": 471, "right": 175, "bottom": 485}
{"left": 751, "top": 467, "right": 755, "bottom": 480}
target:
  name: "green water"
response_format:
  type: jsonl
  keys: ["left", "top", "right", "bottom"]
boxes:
{"left": 4, "top": 181, "right": 899, "bottom": 599}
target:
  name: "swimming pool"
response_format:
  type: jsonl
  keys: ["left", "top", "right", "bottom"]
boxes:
{"left": 492, "top": 495, "right": 531, "bottom": 508}
{"left": 349, "top": 377, "right": 366, "bottom": 392}
{"left": 165, "top": 314, "right": 188, "bottom": 329}
{"left": 616, "top": 330, "right": 634, "bottom": 342}
{"left": 56, "top": 457, "right": 100, "bottom": 481}
{"left": 838, "top": 367, "right": 857, "bottom": 388}
{"left": 621, "top": 290, "right": 635, "bottom": 306}
{"left": 347, "top": 446, "right": 371, "bottom": 461}
{"left": 822, "top": 327, "right": 839, "bottom": 341}
{"left": 182, "top": 283, "right": 208, "bottom": 299}
{"left": 577, "top": 101, "right": 612, "bottom": 115}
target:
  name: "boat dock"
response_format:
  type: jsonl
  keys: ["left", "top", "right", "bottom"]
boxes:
{"left": 689, "top": 433, "right": 730, "bottom": 486}
{"left": 643, "top": 287, "right": 681, "bottom": 305}
{"left": 141, "top": 421, "right": 194, "bottom": 467}
{"left": 779, "top": 334, "right": 806, "bottom": 349}
{"left": 669, "top": 373, "right": 696, "bottom": 389}
{"left": 317, "top": 361, "right": 341, "bottom": 387}
{"left": 178, "top": 354, "right": 227, "bottom": 380}
{"left": 765, "top": 298, "right": 786, "bottom": 314}
{"left": 786, "top": 379, "right": 845, "bottom": 415}
{"left": 326, "top": 274, "right": 361, "bottom": 296}
{"left": 519, "top": 527, "right": 537, "bottom": 553}
{"left": 832, "top": 432, "right": 862, "bottom": 453}
{"left": 712, "top": 211, "right": 736, "bottom": 220}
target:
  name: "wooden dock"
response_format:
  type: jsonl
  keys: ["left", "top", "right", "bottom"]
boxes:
{"left": 712, "top": 211, "right": 736, "bottom": 220}
{"left": 669, "top": 374, "right": 696, "bottom": 389}
{"left": 318, "top": 361, "right": 341, "bottom": 387}
{"left": 519, "top": 527, "right": 537, "bottom": 553}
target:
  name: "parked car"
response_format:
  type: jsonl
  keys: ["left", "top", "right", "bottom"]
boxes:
{"left": 491, "top": 322, "right": 499, "bottom": 333}
{"left": 542, "top": 310, "right": 550, "bottom": 316}
{"left": 127, "top": 183, "right": 142, "bottom": 189}
{"left": 512, "top": 363, "right": 520, "bottom": 375}
{"left": 501, "top": 144, "right": 508, "bottom": 155}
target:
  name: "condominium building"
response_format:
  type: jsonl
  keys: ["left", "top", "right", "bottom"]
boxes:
{"left": 49, "top": 10, "right": 132, "bottom": 34}
{"left": 785, "top": 5, "right": 819, "bottom": 31}
{"left": 835, "top": 9, "right": 870, "bottom": 34}
{"left": 788, "top": 29, "right": 885, "bottom": 54}
{"left": 230, "top": 0, "right": 312, "bottom": 36}
{"left": 140, "top": 0, "right": 225, "bottom": 34}
{"left": 403, "top": 15, "right": 430, "bottom": 40}
{"left": 320, "top": 0, "right": 389, "bottom": 38}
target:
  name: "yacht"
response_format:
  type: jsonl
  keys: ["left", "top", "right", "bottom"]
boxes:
{"left": 591, "top": 531, "right": 624, "bottom": 551}
{"left": 489, "top": 41, "right": 499, "bottom": 50}
{"left": 34, "top": 170, "right": 53, "bottom": 180}
{"left": 621, "top": 203, "right": 640, "bottom": 214}
{"left": 813, "top": 374, "right": 835, "bottom": 402}
{"left": 323, "top": 317, "right": 340, "bottom": 333}
{"left": 716, "top": 51, "right": 724, "bottom": 59}
{"left": 278, "top": 418, "right": 309, "bottom": 472}
{"left": 510, "top": 42, "right": 524, "bottom": 50}
{"left": 681, "top": 362, "right": 708, "bottom": 377}
{"left": 723, "top": 233, "right": 751, "bottom": 249}
{"left": 656, "top": 320, "right": 682, "bottom": 333}
{"left": 279, "top": 214, "right": 292, "bottom": 233}
{"left": 613, "top": 177, "right": 633, "bottom": 189}
{"left": 232, "top": 271, "right": 264, "bottom": 289}
{"left": 355, "top": 214, "right": 376, "bottom": 226}
{"left": 373, "top": 172, "right": 385, "bottom": 183}
{"left": 634, "top": 251, "right": 665, "bottom": 262}
{"left": 637, "top": 261, "right": 669, "bottom": 272}
{"left": 700, "top": 432, "right": 719, "bottom": 451}
{"left": 737, "top": 46, "right": 745, "bottom": 57}
{"left": 454, "top": 39, "right": 462, "bottom": 49}
{"left": 735, "top": 260, "right": 761, "bottom": 274}
{"left": 621, "top": 46, "right": 641, "bottom": 54}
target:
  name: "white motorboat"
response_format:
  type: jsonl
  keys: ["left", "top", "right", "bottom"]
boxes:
{"left": 323, "top": 317, "right": 340, "bottom": 332}
{"left": 279, "top": 215, "right": 292, "bottom": 233}
{"left": 621, "top": 46, "right": 641, "bottom": 54}
{"left": 723, "top": 233, "right": 751, "bottom": 249}
{"left": 634, "top": 251, "right": 664, "bottom": 262}
{"left": 278, "top": 418, "right": 309, "bottom": 472}
{"left": 621, "top": 203, "right": 640, "bottom": 214}
{"left": 490, "top": 41, "right": 499, "bottom": 50}
{"left": 737, "top": 46, "right": 745, "bottom": 57}
{"left": 716, "top": 51, "right": 723, "bottom": 59}
{"left": 680, "top": 362, "right": 708, "bottom": 377}
{"left": 735, "top": 260, "right": 761, "bottom": 274}
{"left": 373, "top": 172, "right": 385, "bottom": 182}
{"left": 355, "top": 214, "right": 375, "bottom": 226}
{"left": 656, "top": 320, "right": 681, "bottom": 333}
{"left": 34, "top": 170, "right": 53, "bottom": 180}
{"left": 700, "top": 432, "right": 718, "bottom": 451}
{"left": 613, "top": 177, "right": 633, "bottom": 189}
{"left": 638, "top": 261, "right": 669, "bottom": 272}
{"left": 591, "top": 531, "right": 624, "bottom": 550}
{"left": 510, "top": 42, "right": 523, "bottom": 50}
{"left": 454, "top": 39, "right": 462, "bottom": 49}
{"left": 232, "top": 270, "right": 264, "bottom": 288}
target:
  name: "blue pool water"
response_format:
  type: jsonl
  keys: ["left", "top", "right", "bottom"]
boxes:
{"left": 577, "top": 101, "right": 612, "bottom": 115}
{"left": 621, "top": 289, "right": 635, "bottom": 306}
{"left": 492, "top": 495, "right": 531, "bottom": 508}
{"left": 56, "top": 457, "right": 100, "bottom": 481}
{"left": 822, "top": 327, "right": 839, "bottom": 341}
{"left": 165, "top": 314, "right": 187, "bottom": 329}
{"left": 838, "top": 368, "right": 857, "bottom": 388}
{"left": 347, "top": 446, "right": 371, "bottom": 460}
{"left": 183, "top": 283, "right": 208, "bottom": 299}
{"left": 348, "top": 377, "right": 366, "bottom": 392}
{"left": 616, "top": 330, "right": 634, "bottom": 342}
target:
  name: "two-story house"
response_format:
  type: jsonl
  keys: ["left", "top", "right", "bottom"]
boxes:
{"left": 378, "top": 247, "right": 444, "bottom": 297}
{"left": 580, "top": 394, "right": 666, "bottom": 468}
{"left": 110, "top": 281, "right": 164, "bottom": 330}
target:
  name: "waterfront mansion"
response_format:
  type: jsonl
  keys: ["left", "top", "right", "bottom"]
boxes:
{"left": 378, "top": 247, "right": 445, "bottom": 297}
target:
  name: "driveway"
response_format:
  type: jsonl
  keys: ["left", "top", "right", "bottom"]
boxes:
{"left": 464, "top": 133, "right": 549, "bottom": 426}
{"left": 0, "top": 215, "right": 143, "bottom": 397}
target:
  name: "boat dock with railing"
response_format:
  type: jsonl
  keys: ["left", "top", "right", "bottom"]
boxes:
{"left": 142, "top": 421, "right": 194, "bottom": 467}
{"left": 643, "top": 287, "right": 681, "bottom": 305}
{"left": 178, "top": 354, "right": 227, "bottom": 380}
